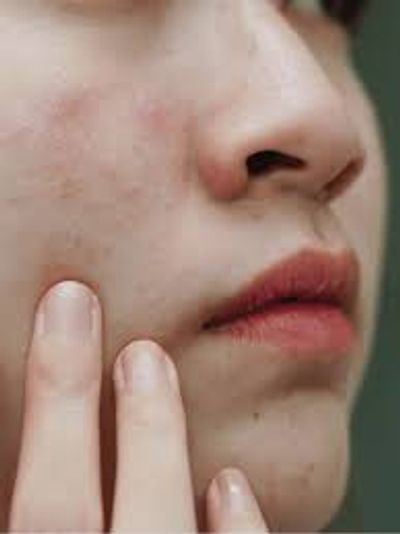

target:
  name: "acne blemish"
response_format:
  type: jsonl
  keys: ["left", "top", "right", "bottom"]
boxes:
{"left": 135, "top": 99, "right": 175, "bottom": 136}
{"left": 43, "top": 86, "right": 105, "bottom": 128}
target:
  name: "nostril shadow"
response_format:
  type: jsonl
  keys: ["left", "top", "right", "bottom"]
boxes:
{"left": 320, "top": 157, "right": 363, "bottom": 201}
{"left": 246, "top": 150, "right": 306, "bottom": 177}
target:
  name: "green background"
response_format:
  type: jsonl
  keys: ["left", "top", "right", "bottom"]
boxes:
{"left": 327, "top": 1, "right": 400, "bottom": 531}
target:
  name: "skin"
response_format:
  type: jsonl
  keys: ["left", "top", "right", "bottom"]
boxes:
{"left": 0, "top": 0, "right": 387, "bottom": 531}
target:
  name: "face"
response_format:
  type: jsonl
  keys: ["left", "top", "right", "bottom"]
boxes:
{"left": 0, "top": 0, "right": 387, "bottom": 531}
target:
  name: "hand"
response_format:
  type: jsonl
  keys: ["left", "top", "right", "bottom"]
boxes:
{"left": 8, "top": 280, "right": 269, "bottom": 532}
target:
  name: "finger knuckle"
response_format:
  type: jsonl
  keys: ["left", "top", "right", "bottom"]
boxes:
{"left": 28, "top": 339, "right": 101, "bottom": 396}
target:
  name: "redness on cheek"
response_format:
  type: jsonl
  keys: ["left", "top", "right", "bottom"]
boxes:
{"left": 46, "top": 89, "right": 100, "bottom": 124}
{"left": 1, "top": 84, "right": 185, "bottom": 209}
{"left": 135, "top": 99, "right": 176, "bottom": 136}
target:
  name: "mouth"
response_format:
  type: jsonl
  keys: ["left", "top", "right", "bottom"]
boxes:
{"left": 202, "top": 248, "right": 360, "bottom": 359}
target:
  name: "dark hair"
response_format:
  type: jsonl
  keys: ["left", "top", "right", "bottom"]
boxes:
{"left": 322, "top": 0, "right": 370, "bottom": 30}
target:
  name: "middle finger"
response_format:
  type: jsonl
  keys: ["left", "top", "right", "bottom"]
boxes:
{"left": 110, "top": 340, "right": 197, "bottom": 532}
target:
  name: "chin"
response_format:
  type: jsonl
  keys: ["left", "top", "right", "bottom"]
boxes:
{"left": 189, "top": 381, "right": 351, "bottom": 532}
{"left": 258, "top": 476, "right": 349, "bottom": 532}
{"left": 255, "top": 439, "right": 350, "bottom": 532}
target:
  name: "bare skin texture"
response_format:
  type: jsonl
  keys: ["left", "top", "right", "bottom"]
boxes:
{"left": 0, "top": 1, "right": 387, "bottom": 532}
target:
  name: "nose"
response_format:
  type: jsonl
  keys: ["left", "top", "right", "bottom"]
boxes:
{"left": 193, "top": 4, "right": 364, "bottom": 202}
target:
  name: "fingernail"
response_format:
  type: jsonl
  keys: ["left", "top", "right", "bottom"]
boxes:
{"left": 216, "top": 468, "right": 251, "bottom": 511}
{"left": 118, "top": 341, "right": 174, "bottom": 393}
{"left": 38, "top": 281, "right": 96, "bottom": 340}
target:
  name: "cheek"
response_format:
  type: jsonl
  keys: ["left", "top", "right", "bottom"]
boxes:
{"left": 0, "top": 82, "right": 190, "bottom": 236}
{"left": 0, "top": 82, "right": 195, "bottom": 351}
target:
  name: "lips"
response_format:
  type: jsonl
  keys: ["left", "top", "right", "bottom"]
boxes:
{"left": 202, "top": 248, "right": 359, "bottom": 354}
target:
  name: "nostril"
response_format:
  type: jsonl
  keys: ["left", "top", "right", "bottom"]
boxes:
{"left": 246, "top": 150, "right": 306, "bottom": 177}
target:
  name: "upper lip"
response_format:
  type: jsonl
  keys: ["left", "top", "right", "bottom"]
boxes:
{"left": 203, "top": 247, "right": 360, "bottom": 329}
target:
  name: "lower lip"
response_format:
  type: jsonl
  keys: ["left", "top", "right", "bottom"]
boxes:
{"left": 205, "top": 302, "right": 357, "bottom": 358}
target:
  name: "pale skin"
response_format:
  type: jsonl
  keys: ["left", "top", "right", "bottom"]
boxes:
{"left": 0, "top": 0, "right": 388, "bottom": 532}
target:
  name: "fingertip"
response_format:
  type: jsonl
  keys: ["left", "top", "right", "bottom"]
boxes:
{"left": 206, "top": 468, "right": 269, "bottom": 533}
{"left": 113, "top": 339, "right": 180, "bottom": 394}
